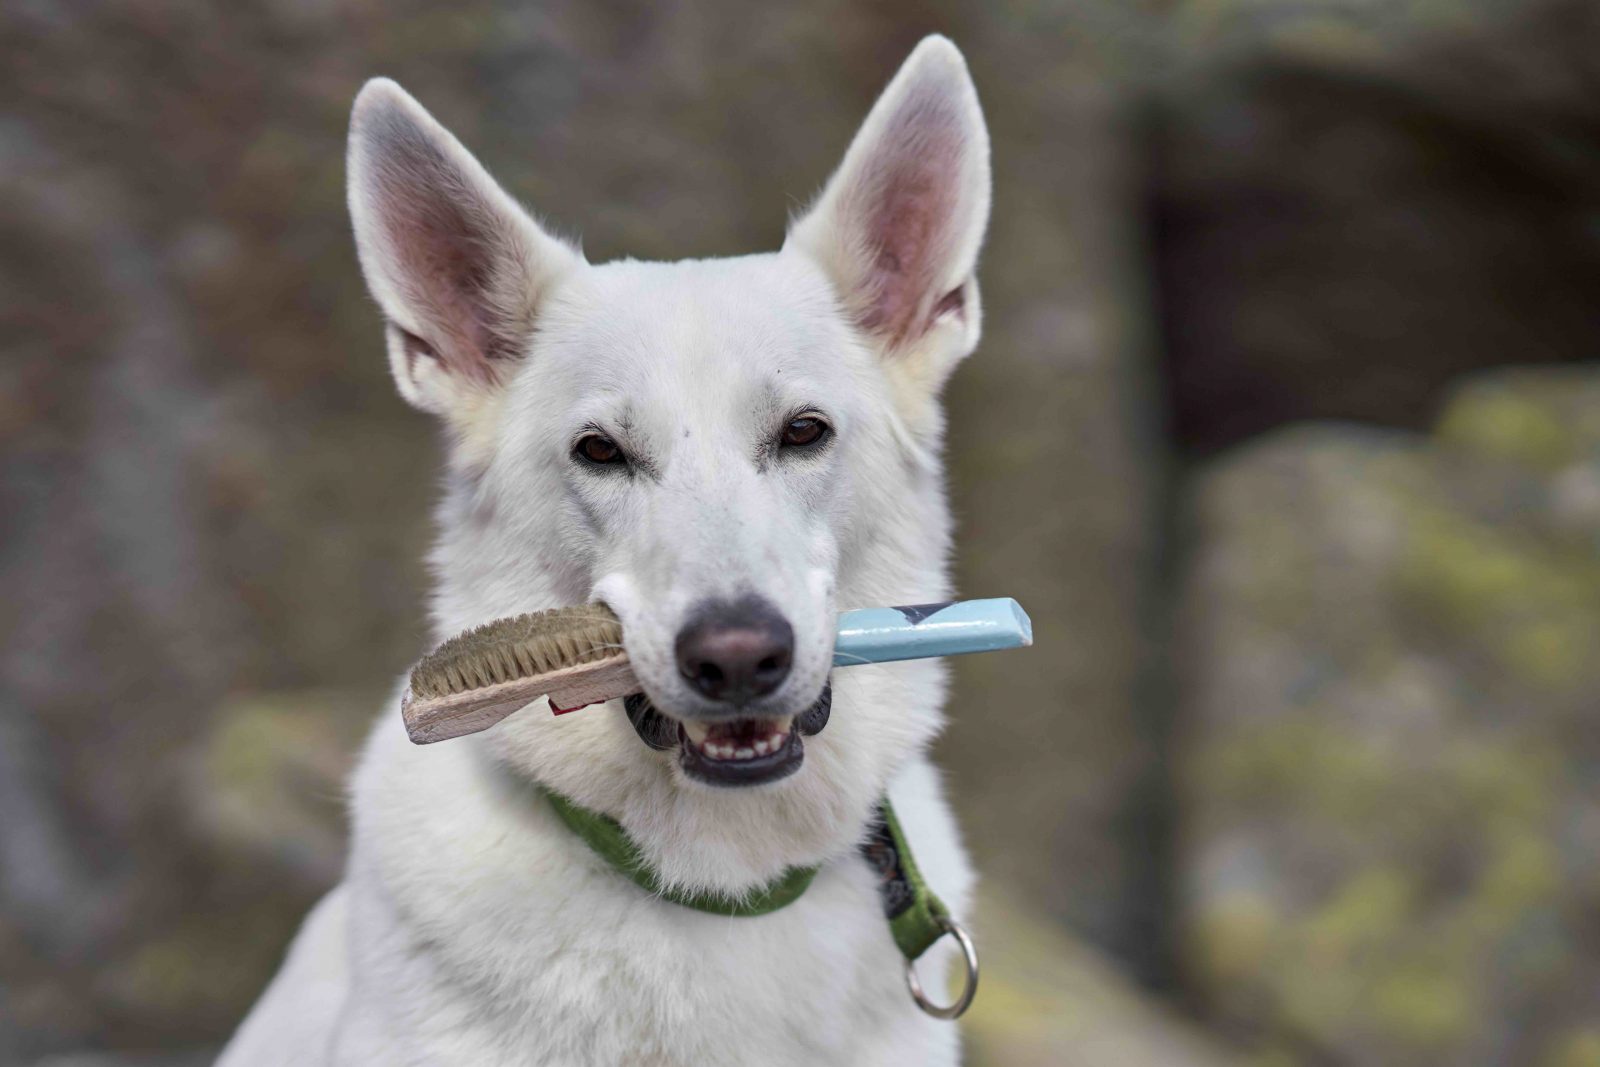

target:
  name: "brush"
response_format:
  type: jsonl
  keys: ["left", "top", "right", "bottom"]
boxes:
{"left": 402, "top": 597, "right": 1032, "bottom": 745}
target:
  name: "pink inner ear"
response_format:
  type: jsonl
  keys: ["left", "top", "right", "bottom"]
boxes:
{"left": 855, "top": 100, "right": 964, "bottom": 346}
{"left": 368, "top": 112, "right": 515, "bottom": 384}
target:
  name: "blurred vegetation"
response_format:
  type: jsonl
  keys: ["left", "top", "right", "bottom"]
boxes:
{"left": 1181, "top": 373, "right": 1600, "bottom": 1063}
{"left": 3, "top": 0, "right": 1599, "bottom": 1064}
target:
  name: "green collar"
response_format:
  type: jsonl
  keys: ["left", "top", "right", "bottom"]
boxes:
{"left": 540, "top": 788, "right": 949, "bottom": 960}
{"left": 542, "top": 788, "right": 818, "bottom": 916}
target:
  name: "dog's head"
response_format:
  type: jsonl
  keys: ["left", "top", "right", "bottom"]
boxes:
{"left": 348, "top": 37, "right": 989, "bottom": 889}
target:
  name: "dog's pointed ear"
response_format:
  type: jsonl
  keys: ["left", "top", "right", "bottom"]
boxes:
{"left": 786, "top": 36, "right": 990, "bottom": 406}
{"left": 347, "top": 78, "right": 581, "bottom": 427}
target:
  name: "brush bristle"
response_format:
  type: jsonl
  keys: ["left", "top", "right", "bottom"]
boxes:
{"left": 409, "top": 604, "right": 624, "bottom": 699}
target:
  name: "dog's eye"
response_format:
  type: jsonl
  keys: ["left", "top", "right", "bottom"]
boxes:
{"left": 780, "top": 415, "right": 829, "bottom": 449}
{"left": 575, "top": 434, "right": 625, "bottom": 466}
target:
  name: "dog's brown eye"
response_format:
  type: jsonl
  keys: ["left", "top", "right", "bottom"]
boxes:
{"left": 781, "top": 416, "right": 828, "bottom": 449}
{"left": 575, "top": 434, "right": 624, "bottom": 465}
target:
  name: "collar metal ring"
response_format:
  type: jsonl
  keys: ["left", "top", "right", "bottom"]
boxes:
{"left": 905, "top": 915, "right": 980, "bottom": 1019}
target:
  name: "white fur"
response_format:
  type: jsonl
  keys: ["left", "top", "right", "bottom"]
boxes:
{"left": 220, "top": 35, "right": 991, "bottom": 1067}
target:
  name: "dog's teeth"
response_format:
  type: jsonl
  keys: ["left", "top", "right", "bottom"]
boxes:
{"left": 687, "top": 718, "right": 800, "bottom": 762}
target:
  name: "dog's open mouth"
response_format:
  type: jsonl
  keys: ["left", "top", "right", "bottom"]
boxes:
{"left": 625, "top": 685, "right": 832, "bottom": 787}
{"left": 681, "top": 717, "right": 803, "bottom": 785}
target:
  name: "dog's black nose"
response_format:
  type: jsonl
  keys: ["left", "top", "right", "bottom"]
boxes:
{"left": 675, "top": 597, "right": 794, "bottom": 706}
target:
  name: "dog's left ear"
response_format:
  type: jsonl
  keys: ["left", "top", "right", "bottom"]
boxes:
{"left": 787, "top": 36, "right": 991, "bottom": 414}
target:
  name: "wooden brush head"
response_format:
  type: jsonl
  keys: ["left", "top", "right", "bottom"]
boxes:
{"left": 403, "top": 604, "right": 638, "bottom": 745}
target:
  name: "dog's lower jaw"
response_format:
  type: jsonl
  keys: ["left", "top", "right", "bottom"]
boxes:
{"left": 624, "top": 685, "right": 833, "bottom": 787}
{"left": 679, "top": 725, "right": 804, "bottom": 786}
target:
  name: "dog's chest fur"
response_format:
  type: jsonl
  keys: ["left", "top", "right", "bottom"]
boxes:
{"left": 323, "top": 714, "right": 969, "bottom": 1067}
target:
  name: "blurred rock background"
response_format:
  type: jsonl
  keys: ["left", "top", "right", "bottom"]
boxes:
{"left": 2, "top": 0, "right": 1597, "bottom": 1063}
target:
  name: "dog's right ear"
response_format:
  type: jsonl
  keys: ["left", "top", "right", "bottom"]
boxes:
{"left": 347, "top": 79, "right": 581, "bottom": 429}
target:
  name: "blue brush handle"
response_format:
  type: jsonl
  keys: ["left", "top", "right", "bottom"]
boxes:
{"left": 832, "top": 598, "right": 1032, "bottom": 666}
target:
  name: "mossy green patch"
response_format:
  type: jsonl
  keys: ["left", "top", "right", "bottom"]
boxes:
{"left": 1191, "top": 892, "right": 1281, "bottom": 985}
{"left": 1399, "top": 505, "right": 1600, "bottom": 691}
{"left": 1547, "top": 1029, "right": 1600, "bottom": 1067}
{"left": 1437, "top": 387, "right": 1575, "bottom": 471}
{"left": 1197, "top": 717, "right": 1397, "bottom": 827}
{"left": 1369, "top": 962, "right": 1473, "bottom": 1049}
{"left": 1303, "top": 869, "right": 1415, "bottom": 966}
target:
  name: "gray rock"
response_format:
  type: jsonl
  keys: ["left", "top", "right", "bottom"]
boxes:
{"left": 1177, "top": 368, "right": 1600, "bottom": 1064}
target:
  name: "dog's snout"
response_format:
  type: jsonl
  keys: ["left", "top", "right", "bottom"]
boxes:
{"left": 675, "top": 598, "right": 794, "bottom": 706}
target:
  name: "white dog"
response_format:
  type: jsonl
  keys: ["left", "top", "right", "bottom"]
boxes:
{"left": 219, "top": 34, "right": 991, "bottom": 1067}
